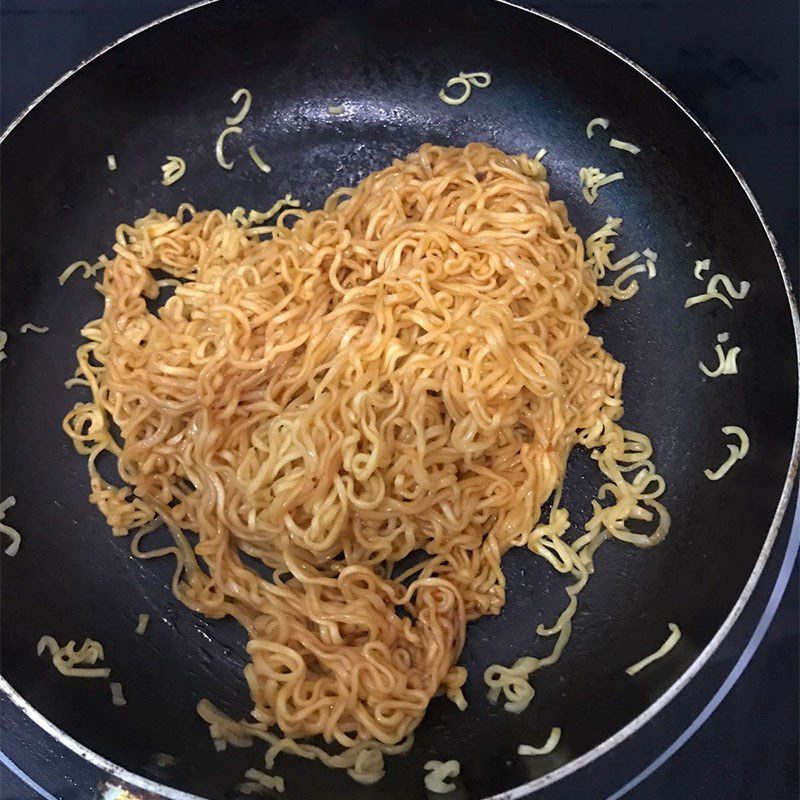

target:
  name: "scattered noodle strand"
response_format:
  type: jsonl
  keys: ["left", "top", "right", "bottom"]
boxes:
{"left": 460, "top": 70, "right": 491, "bottom": 88}
{"left": 438, "top": 71, "right": 491, "bottom": 105}
{"left": 685, "top": 273, "right": 750, "bottom": 309}
{"left": 110, "top": 681, "right": 127, "bottom": 706}
{"left": 226, "top": 88, "right": 252, "bottom": 126}
{"left": 135, "top": 614, "right": 150, "bottom": 635}
{"left": 37, "top": 635, "right": 110, "bottom": 678}
{"left": 586, "top": 117, "right": 609, "bottom": 138}
{"left": 424, "top": 760, "right": 460, "bottom": 794}
{"left": 216, "top": 126, "right": 242, "bottom": 170}
{"left": 161, "top": 156, "right": 186, "bottom": 187}
{"left": 579, "top": 167, "right": 624, "bottom": 204}
{"left": 699, "top": 342, "right": 740, "bottom": 377}
{"left": 694, "top": 259, "right": 711, "bottom": 280}
{"left": 626, "top": 623, "right": 681, "bottom": 675}
{"left": 20, "top": 323, "right": 49, "bottom": 334}
{"left": 248, "top": 145, "right": 272, "bottom": 173}
{"left": 642, "top": 248, "right": 658, "bottom": 278}
{"left": 0, "top": 496, "right": 21, "bottom": 556}
{"left": 58, "top": 260, "right": 100, "bottom": 286}
{"left": 609, "top": 138, "right": 641, "bottom": 154}
{"left": 704, "top": 426, "right": 749, "bottom": 480}
{"left": 518, "top": 727, "right": 561, "bottom": 756}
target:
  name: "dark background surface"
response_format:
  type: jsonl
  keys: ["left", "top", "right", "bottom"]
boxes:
{"left": 0, "top": 1, "right": 797, "bottom": 799}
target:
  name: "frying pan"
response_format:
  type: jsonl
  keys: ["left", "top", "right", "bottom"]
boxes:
{"left": 1, "top": 1, "right": 798, "bottom": 798}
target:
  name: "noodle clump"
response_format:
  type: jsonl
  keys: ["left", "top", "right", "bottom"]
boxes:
{"left": 64, "top": 143, "right": 667, "bottom": 779}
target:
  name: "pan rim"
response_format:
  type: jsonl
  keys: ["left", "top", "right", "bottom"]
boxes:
{"left": 1, "top": 1, "right": 798, "bottom": 797}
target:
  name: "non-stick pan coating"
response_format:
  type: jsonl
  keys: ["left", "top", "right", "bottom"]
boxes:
{"left": 1, "top": 1, "right": 797, "bottom": 798}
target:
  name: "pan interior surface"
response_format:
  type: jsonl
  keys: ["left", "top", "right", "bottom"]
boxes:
{"left": 1, "top": 1, "right": 796, "bottom": 798}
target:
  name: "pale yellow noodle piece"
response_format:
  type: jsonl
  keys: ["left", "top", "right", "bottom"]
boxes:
{"left": 642, "top": 247, "right": 658, "bottom": 278}
{"left": 625, "top": 623, "right": 681, "bottom": 675}
{"left": 36, "top": 635, "right": 110, "bottom": 678}
{"left": 460, "top": 71, "right": 491, "bottom": 87}
{"left": 703, "top": 426, "right": 749, "bottom": 481}
{"left": 424, "top": 760, "right": 460, "bottom": 794}
{"left": 226, "top": 88, "right": 252, "bottom": 126}
{"left": 216, "top": 126, "right": 242, "bottom": 169}
{"left": 161, "top": 156, "right": 186, "bottom": 187}
{"left": 709, "top": 274, "right": 750, "bottom": 300}
{"left": 517, "top": 726, "right": 561, "bottom": 756}
{"left": 248, "top": 145, "right": 272, "bottom": 173}
{"left": 722, "top": 348, "right": 741, "bottom": 373}
{"left": 723, "top": 425, "right": 749, "bottom": 458}
{"left": 694, "top": 259, "right": 711, "bottom": 280}
{"left": 438, "top": 71, "right": 491, "bottom": 105}
{"left": 439, "top": 76, "right": 471, "bottom": 105}
{"left": 699, "top": 342, "right": 740, "bottom": 377}
{"left": 110, "top": 681, "right": 127, "bottom": 706}
{"left": 699, "top": 346, "right": 726, "bottom": 377}
{"left": 135, "top": 614, "right": 150, "bottom": 635}
{"left": 0, "top": 496, "right": 21, "bottom": 556}
{"left": 685, "top": 273, "right": 750, "bottom": 309}
{"left": 586, "top": 117, "right": 609, "bottom": 138}
{"left": 579, "top": 167, "right": 624, "bottom": 204}
{"left": 58, "top": 260, "right": 96, "bottom": 285}
{"left": 609, "top": 138, "right": 641, "bottom": 154}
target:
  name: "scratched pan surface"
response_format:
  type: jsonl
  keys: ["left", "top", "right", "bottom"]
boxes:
{"left": 0, "top": 0, "right": 797, "bottom": 798}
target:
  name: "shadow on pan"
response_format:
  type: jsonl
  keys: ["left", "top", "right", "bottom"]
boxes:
{"left": 0, "top": 0, "right": 797, "bottom": 798}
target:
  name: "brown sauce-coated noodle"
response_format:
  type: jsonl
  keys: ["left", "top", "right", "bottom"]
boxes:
{"left": 63, "top": 143, "right": 668, "bottom": 780}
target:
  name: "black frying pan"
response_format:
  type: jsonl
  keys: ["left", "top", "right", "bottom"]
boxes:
{"left": 1, "top": 1, "right": 798, "bottom": 798}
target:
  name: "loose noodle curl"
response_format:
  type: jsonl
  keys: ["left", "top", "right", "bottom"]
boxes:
{"left": 64, "top": 143, "right": 667, "bottom": 778}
